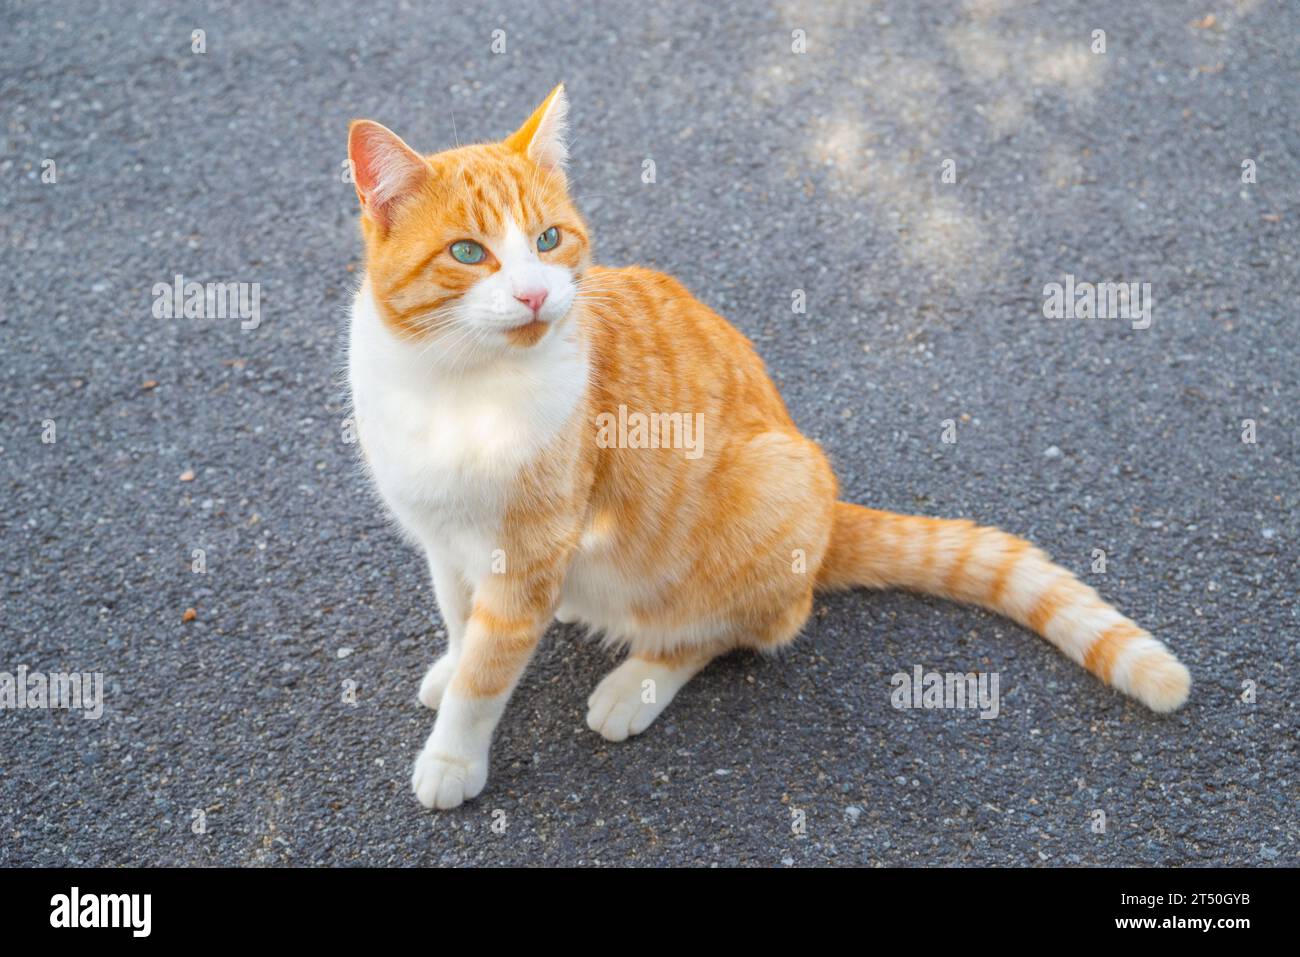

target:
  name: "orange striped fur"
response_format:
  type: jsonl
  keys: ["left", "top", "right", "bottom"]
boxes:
{"left": 818, "top": 504, "right": 1190, "bottom": 711}
{"left": 346, "top": 87, "right": 1190, "bottom": 810}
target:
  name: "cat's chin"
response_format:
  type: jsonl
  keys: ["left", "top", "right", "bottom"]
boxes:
{"left": 504, "top": 318, "right": 550, "bottom": 348}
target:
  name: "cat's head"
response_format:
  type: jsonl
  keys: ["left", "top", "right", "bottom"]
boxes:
{"left": 348, "top": 85, "right": 589, "bottom": 356}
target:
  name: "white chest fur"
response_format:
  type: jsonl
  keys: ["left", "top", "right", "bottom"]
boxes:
{"left": 347, "top": 282, "right": 587, "bottom": 573}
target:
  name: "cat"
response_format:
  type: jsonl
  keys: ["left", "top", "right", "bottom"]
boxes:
{"left": 345, "top": 85, "right": 1191, "bottom": 810}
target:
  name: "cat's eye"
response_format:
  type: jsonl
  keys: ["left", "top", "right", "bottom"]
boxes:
{"left": 450, "top": 240, "right": 486, "bottom": 264}
{"left": 537, "top": 227, "right": 560, "bottom": 252}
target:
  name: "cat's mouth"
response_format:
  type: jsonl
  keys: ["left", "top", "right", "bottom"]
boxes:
{"left": 504, "top": 317, "right": 549, "bottom": 348}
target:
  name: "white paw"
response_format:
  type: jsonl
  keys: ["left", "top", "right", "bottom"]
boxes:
{"left": 411, "top": 745, "right": 487, "bottom": 810}
{"left": 586, "top": 658, "right": 684, "bottom": 742}
{"left": 417, "top": 655, "right": 457, "bottom": 710}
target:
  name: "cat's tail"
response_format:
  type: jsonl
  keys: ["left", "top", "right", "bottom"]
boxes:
{"left": 815, "top": 502, "right": 1190, "bottom": 712}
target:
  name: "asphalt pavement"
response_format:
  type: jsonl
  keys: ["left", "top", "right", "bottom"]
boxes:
{"left": 1, "top": 0, "right": 1296, "bottom": 866}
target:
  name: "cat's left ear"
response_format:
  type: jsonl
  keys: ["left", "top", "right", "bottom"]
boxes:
{"left": 348, "top": 120, "right": 429, "bottom": 232}
{"left": 504, "top": 84, "right": 568, "bottom": 170}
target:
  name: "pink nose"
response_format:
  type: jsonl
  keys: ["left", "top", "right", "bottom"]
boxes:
{"left": 514, "top": 289, "right": 548, "bottom": 316}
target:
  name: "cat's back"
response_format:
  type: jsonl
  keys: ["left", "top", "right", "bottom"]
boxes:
{"left": 579, "top": 265, "right": 796, "bottom": 431}
{"left": 580, "top": 265, "right": 741, "bottom": 343}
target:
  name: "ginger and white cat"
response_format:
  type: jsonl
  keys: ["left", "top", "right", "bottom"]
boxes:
{"left": 346, "top": 86, "right": 1191, "bottom": 810}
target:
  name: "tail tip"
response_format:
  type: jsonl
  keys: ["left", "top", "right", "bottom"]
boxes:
{"left": 1131, "top": 654, "right": 1192, "bottom": 713}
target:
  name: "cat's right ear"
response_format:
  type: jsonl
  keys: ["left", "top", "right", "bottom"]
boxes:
{"left": 348, "top": 120, "right": 429, "bottom": 232}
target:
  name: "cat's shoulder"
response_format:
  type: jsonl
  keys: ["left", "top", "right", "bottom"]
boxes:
{"left": 586, "top": 264, "right": 692, "bottom": 298}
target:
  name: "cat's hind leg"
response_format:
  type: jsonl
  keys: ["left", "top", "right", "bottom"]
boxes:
{"left": 585, "top": 647, "right": 717, "bottom": 742}
{"left": 584, "top": 590, "right": 813, "bottom": 742}
{"left": 584, "top": 430, "right": 833, "bottom": 741}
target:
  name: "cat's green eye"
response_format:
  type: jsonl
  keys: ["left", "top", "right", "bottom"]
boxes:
{"left": 450, "top": 240, "right": 486, "bottom": 264}
{"left": 537, "top": 227, "right": 560, "bottom": 252}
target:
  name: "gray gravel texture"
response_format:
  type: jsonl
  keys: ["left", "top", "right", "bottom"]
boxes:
{"left": 1, "top": 0, "right": 1296, "bottom": 867}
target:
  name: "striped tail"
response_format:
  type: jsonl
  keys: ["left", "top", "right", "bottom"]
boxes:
{"left": 816, "top": 502, "right": 1190, "bottom": 712}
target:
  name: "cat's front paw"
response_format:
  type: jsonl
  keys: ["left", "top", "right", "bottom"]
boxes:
{"left": 417, "top": 654, "right": 457, "bottom": 710}
{"left": 411, "top": 745, "right": 488, "bottom": 810}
